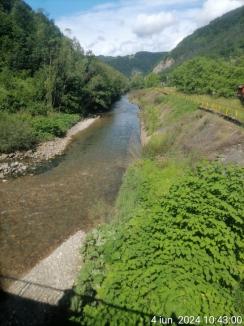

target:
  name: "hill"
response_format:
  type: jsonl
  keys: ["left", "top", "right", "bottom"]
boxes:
{"left": 0, "top": 0, "right": 127, "bottom": 153}
{"left": 98, "top": 51, "right": 167, "bottom": 77}
{"left": 154, "top": 5, "right": 244, "bottom": 72}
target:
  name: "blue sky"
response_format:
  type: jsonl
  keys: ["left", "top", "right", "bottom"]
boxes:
{"left": 25, "top": 0, "right": 203, "bottom": 19}
{"left": 25, "top": 0, "right": 244, "bottom": 56}
{"left": 25, "top": 0, "right": 119, "bottom": 19}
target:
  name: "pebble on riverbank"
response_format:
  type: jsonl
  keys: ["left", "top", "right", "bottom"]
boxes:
{"left": 0, "top": 117, "right": 99, "bottom": 179}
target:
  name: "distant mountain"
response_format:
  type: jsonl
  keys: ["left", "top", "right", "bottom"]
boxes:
{"left": 153, "top": 5, "right": 244, "bottom": 73}
{"left": 98, "top": 51, "right": 167, "bottom": 77}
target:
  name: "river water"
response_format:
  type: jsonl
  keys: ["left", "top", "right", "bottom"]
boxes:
{"left": 0, "top": 96, "right": 141, "bottom": 286}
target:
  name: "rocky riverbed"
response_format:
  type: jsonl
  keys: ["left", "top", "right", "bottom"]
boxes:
{"left": 0, "top": 117, "right": 99, "bottom": 180}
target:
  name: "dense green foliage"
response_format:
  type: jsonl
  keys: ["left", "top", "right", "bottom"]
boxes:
{"left": 99, "top": 52, "right": 167, "bottom": 77}
{"left": 0, "top": 112, "right": 79, "bottom": 152}
{"left": 169, "top": 56, "right": 244, "bottom": 97}
{"left": 169, "top": 6, "right": 244, "bottom": 65}
{"left": 0, "top": 0, "right": 127, "bottom": 152}
{"left": 0, "top": 0, "right": 127, "bottom": 115}
{"left": 70, "top": 162, "right": 244, "bottom": 325}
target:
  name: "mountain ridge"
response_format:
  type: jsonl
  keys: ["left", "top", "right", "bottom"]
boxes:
{"left": 154, "top": 5, "right": 244, "bottom": 73}
{"left": 98, "top": 51, "right": 167, "bottom": 77}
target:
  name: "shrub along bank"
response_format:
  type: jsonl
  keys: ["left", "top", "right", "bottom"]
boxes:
{"left": 0, "top": 112, "right": 80, "bottom": 153}
{"left": 69, "top": 90, "right": 244, "bottom": 325}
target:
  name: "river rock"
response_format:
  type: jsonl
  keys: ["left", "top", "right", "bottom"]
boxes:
{"left": 8, "top": 153, "right": 15, "bottom": 158}
{"left": 0, "top": 163, "right": 9, "bottom": 172}
{"left": 11, "top": 162, "right": 19, "bottom": 168}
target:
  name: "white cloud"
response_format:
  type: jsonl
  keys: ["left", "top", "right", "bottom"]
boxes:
{"left": 56, "top": 0, "right": 244, "bottom": 56}
{"left": 198, "top": 0, "right": 244, "bottom": 24}
{"left": 133, "top": 12, "right": 176, "bottom": 37}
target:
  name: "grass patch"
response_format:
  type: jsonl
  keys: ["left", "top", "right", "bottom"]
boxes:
{"left": 187, "top": 93, "right": 244, "bottom": 123}
{"left": 143, "top": 132, "right": 177, "bottom": 158}
{"left": 136, "top": 90, "right": 198, "bottom": 138}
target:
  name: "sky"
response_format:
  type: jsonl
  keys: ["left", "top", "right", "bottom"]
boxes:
{"left": 26, "top": 0, "right": 244, "bottom": 56}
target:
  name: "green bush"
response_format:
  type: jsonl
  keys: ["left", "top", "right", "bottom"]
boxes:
{"left": 0, "top": 113, "right": 37, "bottom": 153}
{"left": 31, "top": 113, "right": 80, "bottom": 140}
{"left": 70, "top": 163, "right": 244, "bottom": 325}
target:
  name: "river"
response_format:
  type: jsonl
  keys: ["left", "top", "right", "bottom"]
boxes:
{"left": 0, "top": 96, "right": 141, "bottom": 287}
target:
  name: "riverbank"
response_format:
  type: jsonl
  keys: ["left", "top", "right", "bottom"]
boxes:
{"left": 0, "top": 117, "right": 99, "bottom": 179}
{"left": 69, "top": 88, "right": 244, "bottom": 324}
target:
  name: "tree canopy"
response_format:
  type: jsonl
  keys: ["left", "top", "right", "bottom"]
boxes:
{"left": 168, "top": 56, "right": 244, "bottom": 97}
{"left": 0, "top": 0, "right": 128, "bottom": 116}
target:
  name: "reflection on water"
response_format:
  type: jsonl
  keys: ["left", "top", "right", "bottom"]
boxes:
{"left": 0, "top": 96, "right": 141, "bottom": 284}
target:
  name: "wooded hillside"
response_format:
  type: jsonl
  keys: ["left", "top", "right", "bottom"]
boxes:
{"left": 0, "top": 0, "right": 127, "bottom": 153}
{"left": 98, "top": 51, "right": 167, "bottom": 77}
{"left": 170, "top": 6, "right": 244, "bottom": 64}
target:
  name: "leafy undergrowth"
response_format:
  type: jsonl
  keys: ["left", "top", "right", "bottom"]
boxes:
{"left": 70, "top": 163, "right": 244, "bottom": 325}
{"left": 0, "top": 112, "right": 80, "bottom": 153}
{"left": 30, "top": 112, "right": 80, "bottom": 140}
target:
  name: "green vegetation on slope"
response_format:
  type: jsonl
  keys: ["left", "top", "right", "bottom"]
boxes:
{"left": 98, "top": 51, "right": 167, "bottom": 77}
{"left": 168, "top": 56, "right": 244, "bottom": 98}
{"left": 169, "top": 5, "right": 244, "bottom": 65}
{"left": 70, "top": 89, "right": 244, "bottom": 325}
{"left": 0, "top": 0, "right": 127, "bottom": 153}
{"left": 130, "top": 72, "right": 161, "bottom": 90}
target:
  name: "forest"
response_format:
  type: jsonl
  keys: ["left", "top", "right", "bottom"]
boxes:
{"left": 0, "top": 0, "right": 127, "bottom": 153}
